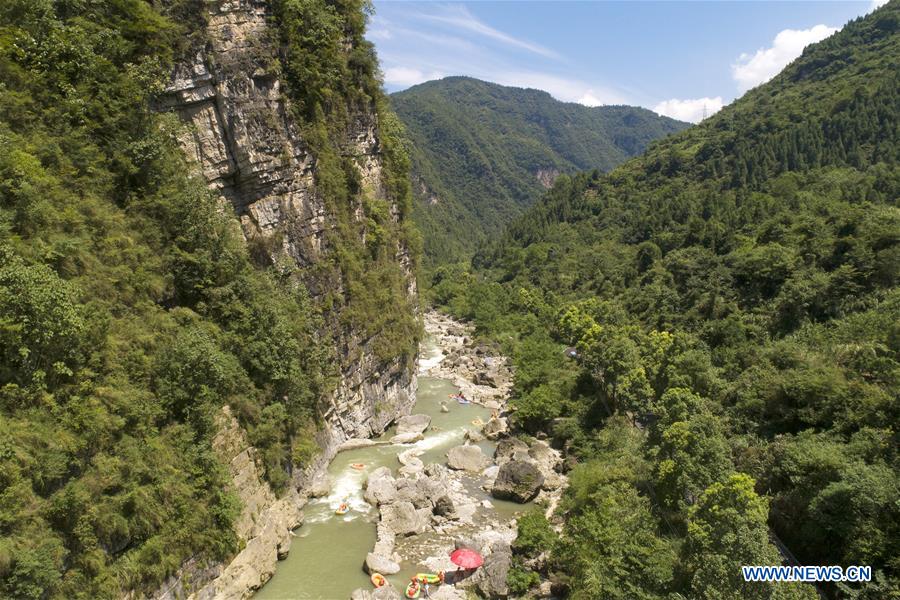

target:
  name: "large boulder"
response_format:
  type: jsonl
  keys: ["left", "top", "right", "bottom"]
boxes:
{"left": 465, "top": 429, "right": 485, "bottom": 443}
{"left": 398, "top": 448, "right": 423, "bottom": 465}
{"left": 416, "top": 476, "right": 446, "bottom": 504}
{"left": 308, "top": 473, "right": 330, "bottom": 498}
{"left": 493, "top": 438, "right": 528, "bottom": 465}
{"left": 399, "top": 457, "right": 425, "bottom": 477}
{"left": 433, "top": 495, "right": 456, "bottom": 518}
{"left": 482, "top": 417, "right": 508, "bottom": 440}
{"left": 390, "top": 432, "right": 423, "bottom": 445}
{"left": 527, "top": 441, "right": 565, "bottom": 490}
{"left": 365, "top": 552, "right": 401, "bottom": 575}
{"left": 365, "top": 467, "right": 397, "bottom": 506}
{"left": 394, "top": 478, "right": 432, "bottom": 509}
{"left": 475, "top": 543, "right": 512, "bottom": 599}
{"left": 527, "top": 440, "right": 558, "bottom": 470}
{"left": 339, "top": 438, "right": 380, "bottom": 451}
{"left": 473, "top": 370, "right": 498, "bottom": 388}
{"left": 481, "top": 465, "right": 500, "bottom": 490}
{"left": 396, "top": 414, "right": 431, "bottom": 436}
{"left": 446, "top": 444, "right": 490, "bottom": 472}
{"left": 380, "top": 501, "right": 426, "bottom": 536}
{"left": 491, "top": 460, "right": 544, "bottom": 503}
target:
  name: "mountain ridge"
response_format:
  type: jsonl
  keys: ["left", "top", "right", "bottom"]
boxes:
{"left": 391, "top": 76, "right": 689, "bottom": 264}
{"left": 431, "top": 3, "right": 899, "bottom": 597}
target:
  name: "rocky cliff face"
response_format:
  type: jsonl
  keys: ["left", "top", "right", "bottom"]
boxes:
{"left": 147, "top": 407, "right": 305, "bottom": 600}
{"left": 151, "top": 0, "right": 418, "bottom": 597}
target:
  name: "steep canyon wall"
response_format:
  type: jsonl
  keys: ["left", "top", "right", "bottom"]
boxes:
{"left": 149, "top": 1, "right": 419, "bottom": 596}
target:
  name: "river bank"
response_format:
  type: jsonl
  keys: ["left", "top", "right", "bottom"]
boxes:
{"left": 253, "top": 310, "right": 566, "bottom": 599}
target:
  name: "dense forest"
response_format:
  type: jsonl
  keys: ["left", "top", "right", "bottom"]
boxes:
{"left": 0, "top": 0, "right": 416, "bottom": 597}
{"left": 429, "top": 3, "right": 899, "bottom": 599}
{"left": 391, "top": 77, "right": 688, "bottom": 264}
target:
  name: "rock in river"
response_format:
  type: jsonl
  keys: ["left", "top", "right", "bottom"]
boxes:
{"left": 481, "top": 417, "right": 508, "bottom": 440}
{"left": 308, "top": 473, "right": 330, "bottom": 498}
{"left": 365, "top": 552, "right": 400, "bottom": 575}
{"left": 380, "top": 501, "right": 426, "bottom": 536}
{"left": 390, "top": 432, "right": 423, "bottom": 445}
{"left": 446, "top": 444, "right": 490, "bottom": 472}
{"left": 365, "top": 467, "right": 397, "bottom": 506}
{"left": 396, "top": 414, "right": 431, "bottom": 436}
{"left": 491, "top": 460, "right": 544, "bottom": 503}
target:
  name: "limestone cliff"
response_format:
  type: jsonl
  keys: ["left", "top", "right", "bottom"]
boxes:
{"left": 161, "top": 0, "right": 417, "bottom": 450}
{"left": 151, "top": 0, "right": 419, "bottom": 597}
{"left": 148, "top": 407, "right": 304, "bottom": 600}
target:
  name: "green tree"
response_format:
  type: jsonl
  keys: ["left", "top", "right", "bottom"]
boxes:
{"left": 684, "top": 474, "right": 816, "bottom": 600}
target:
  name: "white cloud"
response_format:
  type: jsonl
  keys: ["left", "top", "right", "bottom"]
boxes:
{"left": 383, "top": 67, "right": 444, "bottom": 88}
{"left": 577, "top": 91, "right": 606, "bottom": 107}
{"left": 368, "top": 28, "right": 392, "bottom": 41}
{"left": 653, "top": 97, "right": 724, "bottom": 123}
{"left": 419, "top": 5, "right": 560, "bottom": 60}
{"left": 731, "top": 24, "right": 838, "bottom": 92}
{"left": 371, "top": 4, "right": 630, "bottom": 105}
{"left": 870, "top": 0, "right": 889, "bottom": 11}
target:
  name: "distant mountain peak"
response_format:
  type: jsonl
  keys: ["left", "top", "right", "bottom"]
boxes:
{"left": 391, "top": 76, "right": 689, "bottom": 264}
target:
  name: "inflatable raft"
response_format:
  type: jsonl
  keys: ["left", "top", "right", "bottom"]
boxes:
{"left": 405, "top": 580, "right": 420, "bottom": 598}
{"left": 335, "top": 503, "right": 349, "bottom": 515}
{"left": 371, "top": 572, "right": 386, "bottom": 588}
{"left": 415, "top": 572, "right": 444, "bottom": 584}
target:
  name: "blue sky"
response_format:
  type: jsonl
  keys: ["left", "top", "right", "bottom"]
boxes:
{"left": 368, "top": 0, "right": 888, "bottom": 122}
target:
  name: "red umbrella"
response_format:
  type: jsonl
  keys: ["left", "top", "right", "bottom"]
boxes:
{"left": 450, "top": 548, "right": 483, "bottom": 569}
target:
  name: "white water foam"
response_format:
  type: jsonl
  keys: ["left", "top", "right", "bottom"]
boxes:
{"left": 418, "top": 342, "right": 444, "bottom": 373}
{"left": 305, "top": 467, "right": 373, "bottom": 523}
{"left": 408, "top": 428, "right": 462, "bottom": 453}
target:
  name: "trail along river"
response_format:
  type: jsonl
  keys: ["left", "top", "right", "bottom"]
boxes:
{"left": 254, "top": 335, "right": 526, "bottom": 599}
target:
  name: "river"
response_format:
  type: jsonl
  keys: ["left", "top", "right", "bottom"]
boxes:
{"left": 254, "top": 335, "right": 526, "bottom": 599}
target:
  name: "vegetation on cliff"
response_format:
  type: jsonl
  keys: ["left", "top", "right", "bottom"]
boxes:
{"left": 0, "top": 0, "right": 416, "bottom": 597}
{"left": 391, "top": 77, "right": 689, "bottom": 264}
{"left": 431, "top": 4, "right": 899, "bottom": 598}
{"left": 272, "top": 0, "right": 421, "bottom": 362}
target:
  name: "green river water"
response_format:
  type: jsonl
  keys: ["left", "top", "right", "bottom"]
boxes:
{"left": 254, "top": 339, "right": 525, "bottom": 600}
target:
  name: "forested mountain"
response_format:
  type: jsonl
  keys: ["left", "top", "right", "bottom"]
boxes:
{"left": 430, "top": 3, "right": 899, "bottom": 598}
{"left": 391, "top": 77, "right": 688, "bottom": 264}
{"left": 0, "top": 0, "right": 418, "bottom": 597}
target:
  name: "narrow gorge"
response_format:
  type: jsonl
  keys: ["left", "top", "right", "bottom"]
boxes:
{"left": 253, "top": 312, "right": 566, "bottom": 600}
